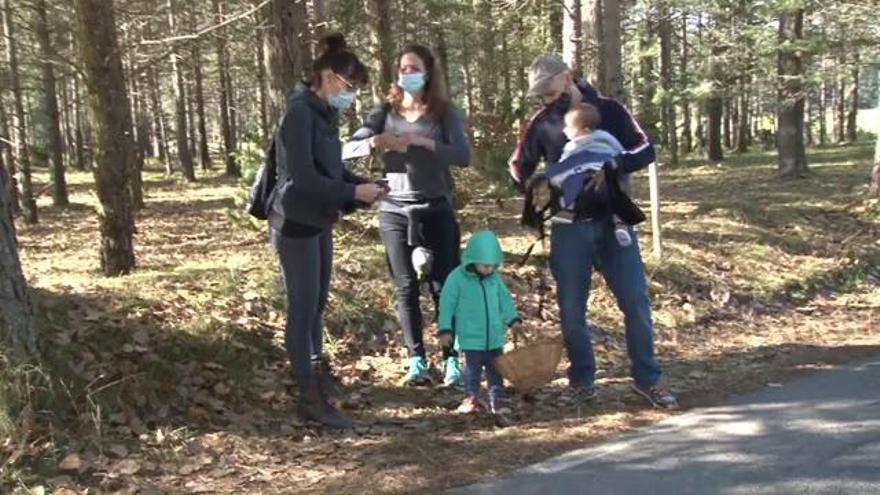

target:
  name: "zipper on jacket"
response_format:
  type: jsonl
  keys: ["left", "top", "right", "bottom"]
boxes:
{"left": 480, "top": 278, "right": 490, "bottom": 351}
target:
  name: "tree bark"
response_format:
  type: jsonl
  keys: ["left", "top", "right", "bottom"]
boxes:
{"left": 73, "top": 75, "right": 87, "bottom": 171}
{"left": 548, "top": 0, "right": 563, "bottom": 54}
{"left": 0, "top": 84, "right": 20, "bottom": 213}
{"left": 835, "top": 69, "right": 846, "bottom": 144}
{"left": 586, "top": 0, "right": 603, "bottom": 87}
{"left": 680, "top": 11, "right": 691, "bottom": 154}
{"left": 192, "top": 43, "right": 211, "bottom": 171}
{"left": 706, "top": 39, "right": 724, "bottom": 162}
{"left": 736, "top": 76, "right": 750, "bottom": 152}
{"left": 216, "top": 0, "right": 240, "bottom": 177}
{"left": 254, "top": 10, "right": 269, "bottom": 142}
{"left": 263, "top": 0, "right": 309, "bottom": 119}
{"left": 871, "top": 67, "right": 880, "bottom": 195}
{"left": 600, "top": 0, "right": 624, "bottom": 101}
{"left": 846, "top": 51, "right": 859, "bottom": 143}
{"left": 776, "top": 8, "right": 808, "bottom": 178}
{"left": 73, "top": 0, "right": 137, "bottom": 275}
{"left": 723, "top": 97, "right": 732, "bottom": 149}
{"left": 474, "top": 0, "right": 496, "bottom": 119}
{"left": 365, "top": 0, "right": 393, "bottom": 104}
{"left": 0, "top": 155, "right": 36, "bottom": 358}
{"left": 659, "top": 1, "right": 677, "bottom": 164}
{"left": 818, "top": 68, "right": 828, "bottom": 147}
{"left": 167, "top": 0, "right": 196, "bottom": 181}
{"left": 562, "top": 0, "right": 583, "bottom": 77}
{"left": 3, "top": 0, "right": 37, "bottom": 224}
{"left": 636, "top": 8, "right": 659, "bottom": 142}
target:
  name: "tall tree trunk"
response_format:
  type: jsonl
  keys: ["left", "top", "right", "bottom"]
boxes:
{"left": 168, "top": 0, "right": 196, "bottom": 181}
{"left": 254, "top": 11, "right": 269, "bottom": 142}
{"left": 548, "top": 0, "right": 563, "bottom": 53}
{"left": 600, "top": 0, "right": 624, "bottom": 101}
{"left": 706, "top": 38, "right": 724, "bottom": 162}
{"left": 0, "top": 156, "right": 36, "bottom": 358}
{"left": 516, "top": 15, "right": 528, "bottom": 110}
{"left": 3, "top": 0, "right": 37, "bottom": 224}
{"left": 499, "top": 27, "right": 513, "bottom": 125}
{"left": 148, "top": 68, "right": 171, "bottom": 168}
{"left": 680, "top": 11, "right": 692, "bottom": 153}
{"left": 804, "top": 92, "right": 814, "bottom": 147}
{"left": 723, "top": 98, "right": 732, "bottom": 149}
{"left": 192, "top": 43, "right": 211, "bottom": 171}
{"left": 0, "top": 80, "right": 20, "bottom": 213}
{"left": 73, "top": 75, "right": 87, "bottom": 171}
{"left": 871, "top": 67, "right": 880, "bottom": 195}
{"left": 586, "top": 0, "right": 603, "bottom": 87}
{"left": 474, "top": 0, "right": 496, "bottom": 121}
{"left": 846, "top": 52, "right": 859, "bottom": 143}
{"left": 636, "top": 8, "right": 659, "bottom": 142}
{"left": 562, "top": 0, "right": 583, "bottom": 77}
{"left": 365, "top": 0, "right": 393, "bottom": 104}
{"left": 73, "top": 0, "right": 136, "bottom": 275}
{"left": 736, "top": 74, "right": 750, "bottom": 152}
{"left": 818, "top": 68, "right": 828, "bottom": 147}
{"left": 835, "top": 69, "right": 846, "bottom": 144}
{"left": 659, "top": 1, "right": 677, "bottom": 164}
{"left": 263, "top": 0, "right": 309, "bottom": 119}
{"left": 216, "top": 0, "right": 240, "bottom": 177}
{"left": 776, "top": 8, "right": 807, "bottom": 178}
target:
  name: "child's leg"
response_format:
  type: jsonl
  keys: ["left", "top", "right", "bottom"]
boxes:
{"left": 612, "top": 214, "right": 633, "bottom": 247}
{"left": 463, "top": 351, "right": 484, "bottom": 399}
{"left": 486, "top": 350, "right": 507, "bottom": 407}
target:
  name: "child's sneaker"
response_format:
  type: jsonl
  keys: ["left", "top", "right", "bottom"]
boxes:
{"left": 614, "top": 225, "right": 633, "bottom": 247}
{"left": 456, "top": 395, "right": 484, "bottom": 414}
{"left": 401, "top": 356, "right": 432, "bottom": 387}
{"left": 442, "top": 356, "right": 463, "bottom": 387}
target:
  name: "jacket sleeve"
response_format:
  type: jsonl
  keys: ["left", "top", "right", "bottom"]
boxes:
{"left": 438, "top": 270, "right": 461, "bottom": 333}
{"left": 349, "top": 104, "right": 388, "bottom": 141}
{"left": 277, "top": 102, "right": 355, "bottom": 208}
{"left": 508, "top": 109, "right": 546, "bottom": 191}
{"left": 498, "top": 280, "right": 521, "bottom": 327}
{"left": 434, "top": 107, "right": 470, "bottom": 167}
{"left": 610, "top": 101, "right": 656, "bottom": 174}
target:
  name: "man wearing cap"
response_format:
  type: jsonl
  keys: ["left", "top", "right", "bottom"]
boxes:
{"left": 509, "top": 54, "right": 677, "bottom": 409}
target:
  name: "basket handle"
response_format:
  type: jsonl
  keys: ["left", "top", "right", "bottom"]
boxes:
{"left": 511, "top": 325, "right": 529, "bottom": 349}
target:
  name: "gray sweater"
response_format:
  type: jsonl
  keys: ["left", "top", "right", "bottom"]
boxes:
{"left": 351, "top": 104, "right": 470, "bottom": 210}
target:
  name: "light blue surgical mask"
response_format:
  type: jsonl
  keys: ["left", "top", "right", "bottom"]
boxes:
{"left": 328, "top": 90, "right": 356, "bottom": 110}
{"left": 397, "top": 72, "right": 426, "bottom": 94}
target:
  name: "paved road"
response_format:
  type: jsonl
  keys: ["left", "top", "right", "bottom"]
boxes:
{"left": 450, "top": 357, "right": 880, "bottom": 495}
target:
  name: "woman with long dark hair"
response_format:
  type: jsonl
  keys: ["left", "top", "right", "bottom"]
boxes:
{"left": 269, "top": 34, "right": 385, "bottom": 428}
{"left": 351, "top": 44, "right": 471, "bottom": 386}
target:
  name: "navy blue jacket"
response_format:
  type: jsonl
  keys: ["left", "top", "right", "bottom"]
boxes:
{"left": 508, "top": 80, "right": 655, "bottom": 188}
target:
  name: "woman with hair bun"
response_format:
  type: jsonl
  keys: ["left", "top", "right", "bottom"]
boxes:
{"left": 268, "top": 33, "right": 384, "bottom": 429}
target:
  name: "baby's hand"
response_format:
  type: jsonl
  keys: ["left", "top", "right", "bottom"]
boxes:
{"left": 439, "top": 332, "right": 453, "bottom": 347}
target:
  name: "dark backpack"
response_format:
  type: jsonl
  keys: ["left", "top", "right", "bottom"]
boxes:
{"left": 246, "top": 137, "right": 277, "bottom": 220}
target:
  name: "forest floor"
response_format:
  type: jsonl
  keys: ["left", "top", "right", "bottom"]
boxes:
{"left": 4, "top": 143, "right": 880, "bottom": 494}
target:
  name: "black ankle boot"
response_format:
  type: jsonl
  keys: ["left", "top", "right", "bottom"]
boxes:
{"left": 313, "top": 358, "right": 342, "bottom": 406}
{"left": 297, "top": 376, "right": 353, "bottom": 430}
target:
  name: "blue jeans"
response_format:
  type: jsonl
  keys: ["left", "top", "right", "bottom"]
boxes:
{"left": 549, "top": 218, "right": 662, "bottom": 389}
{"left": 463, "top": 350, "right": 505, "bottom": 400}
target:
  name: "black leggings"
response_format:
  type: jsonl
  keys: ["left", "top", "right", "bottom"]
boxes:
{"left": 379, "top": 206, "right": 460, "bottom": 359}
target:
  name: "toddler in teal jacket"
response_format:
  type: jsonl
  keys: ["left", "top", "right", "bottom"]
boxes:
{"left": 438, "top": 230, "right": 522, "bottom": 422}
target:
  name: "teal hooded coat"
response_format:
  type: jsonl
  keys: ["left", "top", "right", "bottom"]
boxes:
{"left": 438, "top": 231, "right": 520, "bottom": 351}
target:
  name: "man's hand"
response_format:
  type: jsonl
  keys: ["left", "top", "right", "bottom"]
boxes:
{"left": 438, "top": 332, "right": 453, "bottom": 347}
{"left": 585, "top": 169, "right": 606, "bottom": 192}
{"left": 371, "top": 133, "right": 408, "bottom": 153}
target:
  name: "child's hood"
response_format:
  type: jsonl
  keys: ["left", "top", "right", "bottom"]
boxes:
{"left": 566, "top": 129, "right": 624, "bottom": 157}
{"left": 461, "top": 231, "right": 504, "bottom": 270}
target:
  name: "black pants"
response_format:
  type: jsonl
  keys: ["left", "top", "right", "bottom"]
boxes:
{"left": 379, "top": 206, "right": 460, "bottom": 359}
{"left": 270, "top": 227, "right": 332, "bottom": 383}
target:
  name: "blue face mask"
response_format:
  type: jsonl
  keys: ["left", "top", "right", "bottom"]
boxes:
{"left": 328, "top": 90, "right": 356, "bottom": 110}
{"left": 398, "top": 73, "right": 426, "bottom": 94}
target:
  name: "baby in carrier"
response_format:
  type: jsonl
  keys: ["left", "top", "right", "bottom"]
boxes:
{"left": 523, "top": 103, "right": 645, "bottom": 246}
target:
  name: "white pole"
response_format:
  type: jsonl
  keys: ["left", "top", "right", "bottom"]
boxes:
{"left": 648, "top": 162, "right": 662, "bottom": 258}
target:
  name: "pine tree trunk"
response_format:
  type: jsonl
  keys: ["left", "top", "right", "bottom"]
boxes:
{"left": 586, "top": 0, "right": 603, "bottom": 87}
{"left": 723, "top": 98, "right": 732, "bottom": 149}
{"left": 127, "top": 68, "right": 145, "bottom": 210}
{"left": 3, "top": 0, "right": 37, "bottom": 224}
{"left": 263, "top": 0, "right": 308, "bottom": 119}
{"left": 846, "top": 52, "right": 859, "bottom": 143}
{"left": 499, "top": 28, "right": 513, "bottom": 125}
{"left": 216, "top": 0, "right": 240, "bottom": 177}
{"left": 474, "top": 0, "right": 496, "bottom": 120}
{"left": 0, "top": 86, "right": 20, "bottom": 213}
{"left": 680, "top": 11, "right": 691, "bottom": 154}
{"left": 192, "top": 43, "right": 211, "bottom": 171}
{"left": 562, "top": 0, "right": 582, "bottom": 77}
{"left": 658, "top": 2, "right": 677, "bottom": 164}
{"left": 777, "top": 8, "right": 808, "bottom": 178}
{"left": 601, "top": 0, "right": 624, "bottom": 101}
{"left": 148, "top": 68, "right": 171, "bottom": 168}
{"left": 73, "top": 75, "right": 87, "bottom": 171}
{"left": 168, "top": 0, "right": 196, "bottom": 181}
{"left": 835, "top": 70, "right": 846, "bottom": 144}
{"left": 818, "top": 70, "right": 828, "bottom": 147}
{"left": 366, "top": 0, "right": 393, "bottom": 102}
{"left": 516, "top": 16, "right": 528, "bottom": 109}
{"left": 73, "top": 0, "right": 137, "bottom": 275}
{"left": 636, "top": 9, "right": 659, "bottom": 142}
{"left": 0, "top": 157, "right": 36, "bottom": 358}
{"left": 871, "top": 67, "right": 880, "bottom": 195}
{"left": 706, "top": 40, "right": 724, "bottom": 162}
{"left": 804, "top": 92, "right": 814, "bottom": 147}
{"left": 254, "top": 11, "right": 269, "bottom": 142}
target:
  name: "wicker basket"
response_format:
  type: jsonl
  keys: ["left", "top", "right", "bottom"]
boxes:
{"left": 493, "top": 338, "right": 563, "bottom": 391}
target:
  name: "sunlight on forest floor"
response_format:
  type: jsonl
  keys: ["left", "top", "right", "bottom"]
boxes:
{"left": 4, "top": 143, "right": 879, "bottom": 494}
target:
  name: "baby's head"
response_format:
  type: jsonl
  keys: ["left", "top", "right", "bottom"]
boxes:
{"left": 564, "top": 103, "right": 601, "bottom": 141}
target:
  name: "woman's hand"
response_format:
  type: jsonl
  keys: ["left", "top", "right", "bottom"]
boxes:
{"left": 585, "top": 170, "right": 606, "bottom": 192}
{"left": 399, "top": 133, "right": 435, "bottom": 151}
{"left": 370, "top": 133, "right": 408, "bottom": 153}
{"left": 354, "top": 183, "right": 386, "bottom": 204}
